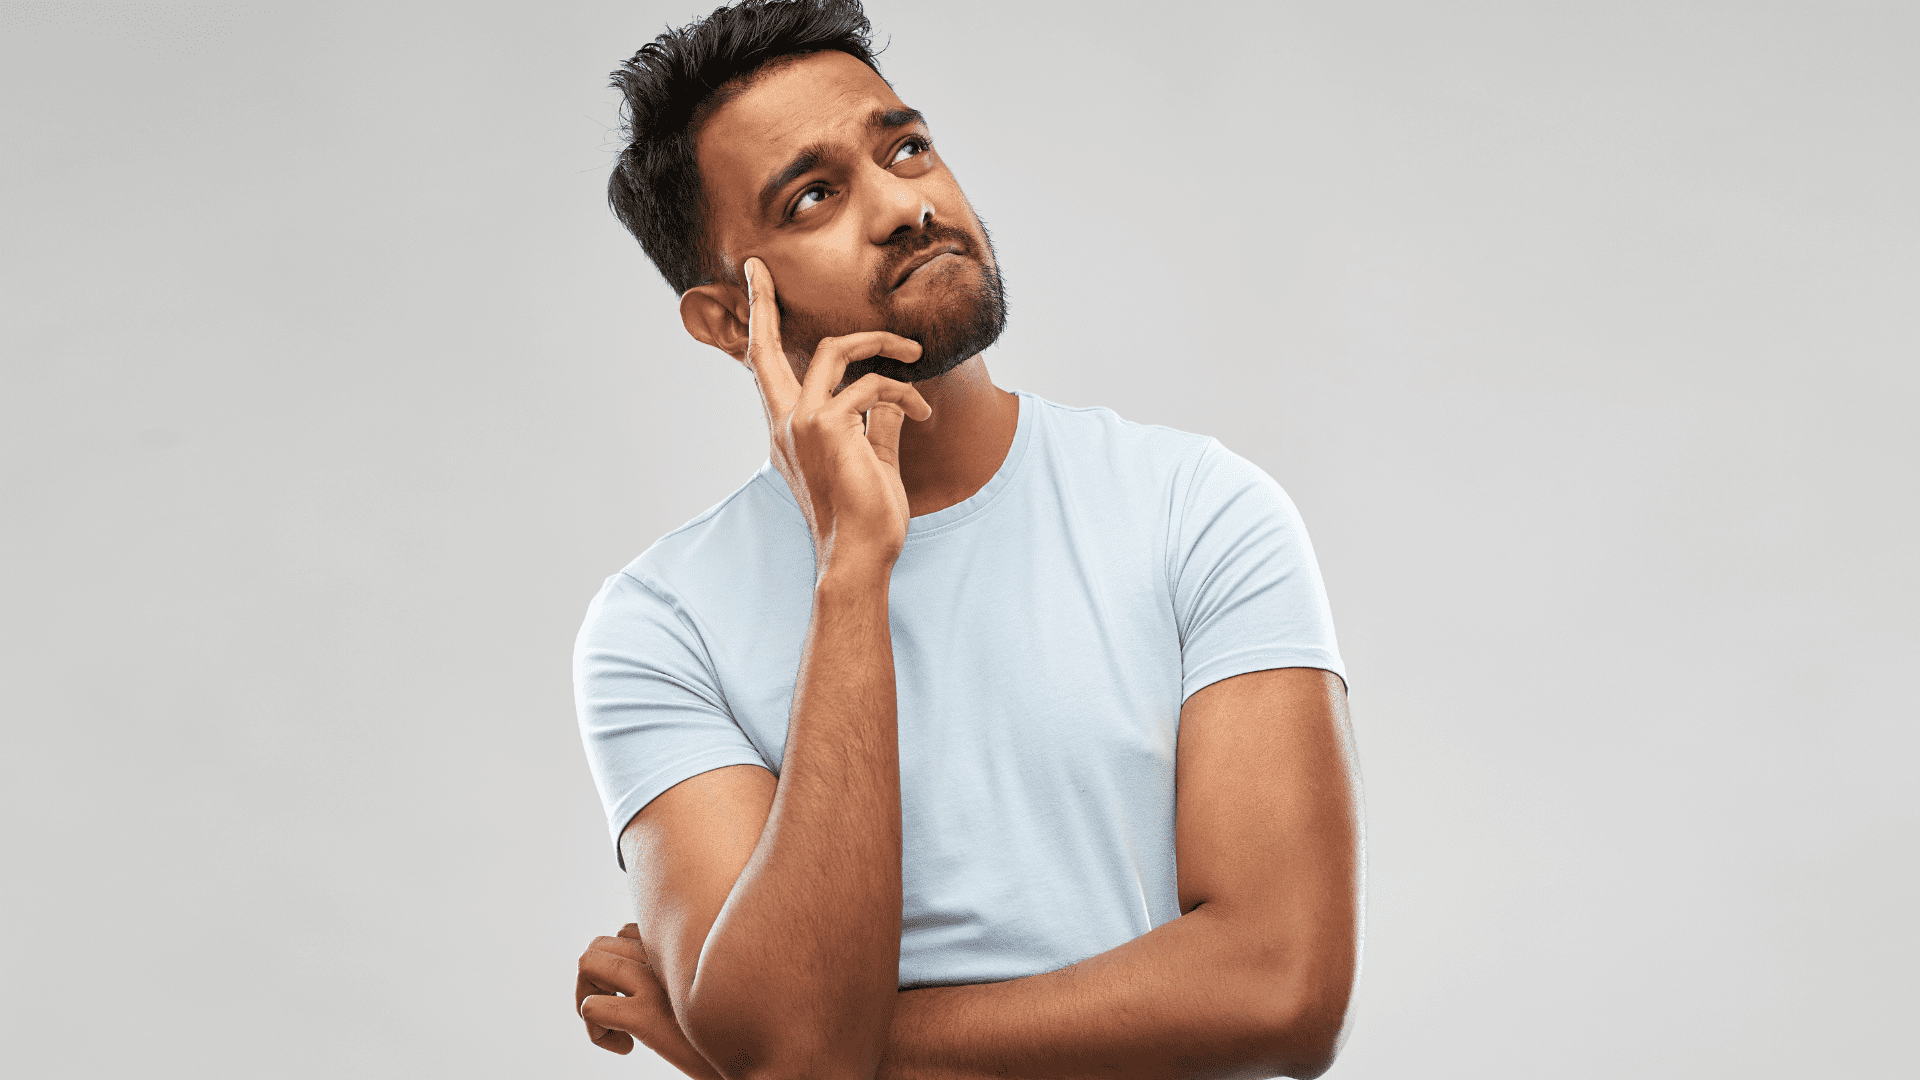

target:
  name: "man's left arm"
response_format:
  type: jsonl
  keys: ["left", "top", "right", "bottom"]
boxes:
{"left": 581, "top": 666, "right": 1362, "bottom": 1080}
{"left": 875, "top": 665, "right": 1362, "bottom": 1080}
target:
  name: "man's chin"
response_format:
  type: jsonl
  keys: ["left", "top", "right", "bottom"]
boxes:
{"left": 841, "top": 346, "right": 969, "bottom": 387}
{"left": 836, "top": 316, "right": 1004, "bottom": 387}
{"left": 882, "top": 286, "right": 1007, "bottom": 384}
{"left": 811, "top": 262, "right": 1007, "bottom": 389}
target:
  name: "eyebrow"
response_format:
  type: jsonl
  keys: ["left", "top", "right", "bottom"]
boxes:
{"left": 869, "top": 106, "right": 923, "bottom": 132}
{"left": 758, "top": 147, "right": 824, "bottom": 218}
{"left": 755, "top": 106, "right": 927, "bottom": 218}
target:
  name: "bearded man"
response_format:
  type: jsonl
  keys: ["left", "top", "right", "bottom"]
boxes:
{"left": 571, "top": 3, "right": 1363, "bottom": 1078}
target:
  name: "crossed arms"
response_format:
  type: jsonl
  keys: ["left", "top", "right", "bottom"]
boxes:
{"left": 576, "top": 645, "right": 1359, "bottom": 1076}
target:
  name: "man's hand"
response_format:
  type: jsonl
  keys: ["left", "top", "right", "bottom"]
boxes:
{"left": 742, "top": 256, "right": 932, "bottom": 574}
{"left": 577, "top": 924, "right": 723, "bottom": 1080}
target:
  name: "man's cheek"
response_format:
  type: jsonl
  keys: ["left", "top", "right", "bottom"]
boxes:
{"left": 788, "top": 293, "right": 879, "bottom": 343}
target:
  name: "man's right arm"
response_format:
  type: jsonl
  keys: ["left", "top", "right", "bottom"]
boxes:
{"left": 624, "top": 563, "right": 903, "bottom": 1080}
{"left": 592, "top": 256, "right": 930, "bottom": 1080}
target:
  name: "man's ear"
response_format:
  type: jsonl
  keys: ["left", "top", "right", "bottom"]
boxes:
{"left": 679, "top": 282, "right": 750, "bottom": 363}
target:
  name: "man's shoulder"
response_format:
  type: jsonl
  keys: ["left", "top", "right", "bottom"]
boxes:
{"left": 1029, "top": 390, "right": 1221, "bottom": 499}
{"left": 1023, "top": 391, "right": 1219, "bottom": 472}
{"left": 1022, "top": 393, "right": 1298, "bottom": 536}
{"left": 605, "top": 464, "right": 810, "bottom": 606}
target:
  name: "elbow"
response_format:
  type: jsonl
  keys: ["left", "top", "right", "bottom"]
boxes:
{"left": 703, "top": 1051, "right": 882, "bottom": 1080}
{"left": 1250, "top": 970, "right": 1356, "bottom": 1080}
{"left": 701, "top": 1051, "right": 881, "bottom": 1080}
{"left": 675, "top": 1001, "right": 760, "bottom": 1080}
{"left": 682, "top": 998, "right": 885, "bottom": 1080}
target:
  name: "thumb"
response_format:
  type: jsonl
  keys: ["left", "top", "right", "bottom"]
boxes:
{"left": 580, "top": 995, "right": 637, "bottom": 1054}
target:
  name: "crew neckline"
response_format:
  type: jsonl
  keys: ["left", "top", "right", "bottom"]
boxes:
{"left": 756, "top": 388, "right": 1035, "bottom": 542}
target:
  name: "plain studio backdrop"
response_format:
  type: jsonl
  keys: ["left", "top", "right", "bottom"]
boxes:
{"left": 3, "top": 1, "right": 1914, "bottom": 1076}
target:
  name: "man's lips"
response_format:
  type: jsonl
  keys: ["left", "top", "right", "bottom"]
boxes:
{"left": 891, "top": 243, "right": 964, "bottom": 291}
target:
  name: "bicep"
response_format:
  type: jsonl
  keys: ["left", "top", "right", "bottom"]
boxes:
{"left": 620, "top": 763, "right": 777, "bottom": 1022}
{"left": 1175, "top": 667, "right": 1361, "bottom": 937}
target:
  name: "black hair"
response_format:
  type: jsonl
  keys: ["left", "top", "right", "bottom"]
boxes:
{"left": 607, "top": 0, "right": 884, "bottom": 294}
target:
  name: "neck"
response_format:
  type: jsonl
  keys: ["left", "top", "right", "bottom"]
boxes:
{"left": 894, "top": 353, "right": 1019, "bottom": 519}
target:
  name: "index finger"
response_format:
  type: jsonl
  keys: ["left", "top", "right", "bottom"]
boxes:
{"left": 742, "top": 258, "right": 799, "bottom": 419}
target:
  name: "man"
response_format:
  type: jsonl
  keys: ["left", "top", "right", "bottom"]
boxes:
{"left": 571, "top": 3, "right": 1363, "bottom": 1078}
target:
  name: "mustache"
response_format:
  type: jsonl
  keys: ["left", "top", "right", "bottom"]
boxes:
{"left": 869, "top": 222, "right": 978, "bottom": 300}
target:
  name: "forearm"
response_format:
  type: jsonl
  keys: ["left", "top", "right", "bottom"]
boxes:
{"left": 877, "top": 901, "right": 1344, "bottom": 1080}
{"left": 686, "top": 564, "right": 904, "bottom": 1078}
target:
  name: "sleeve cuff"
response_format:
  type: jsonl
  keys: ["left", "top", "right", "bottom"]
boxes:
{"left": 604, "top": 747, "right": 774, "bottom": 871}
{"left": 1181, "top": 647, "right": 1348, "bottom": 704}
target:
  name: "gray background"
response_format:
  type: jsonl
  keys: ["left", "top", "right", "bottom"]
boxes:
{"left": 3, "top": 1, "right": 1913, "bottom": 1076}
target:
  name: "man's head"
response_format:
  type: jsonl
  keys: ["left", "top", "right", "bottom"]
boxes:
{"left": 608, "top": 0, "right": 1006, "bottom": 385}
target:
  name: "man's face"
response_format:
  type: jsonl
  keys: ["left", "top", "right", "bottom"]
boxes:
{"left": 694, "top": 49, "right": 1005, "bottom": 386}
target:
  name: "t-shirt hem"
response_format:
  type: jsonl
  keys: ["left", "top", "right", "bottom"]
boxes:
{"left": 605, "top": 748, "right": 773, "bottom": 870}
{"left": 1181, "top": 648, "right": 1348, "bottom": 704}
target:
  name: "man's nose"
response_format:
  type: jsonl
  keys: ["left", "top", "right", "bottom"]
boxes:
{"left": 869, "top": 173, "right": 933, "bottom": 244}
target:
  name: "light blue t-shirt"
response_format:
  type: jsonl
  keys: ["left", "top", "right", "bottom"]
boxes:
{"left": 573, "top": 389, "right": 1344, "bottom": 990}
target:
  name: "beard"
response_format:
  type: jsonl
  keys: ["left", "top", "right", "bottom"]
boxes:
{"left": 777, "top": 218, "right": 1008, "bottom": 387}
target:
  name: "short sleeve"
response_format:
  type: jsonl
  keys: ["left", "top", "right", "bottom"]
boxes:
{"left": 1171, "top": 439, "right": 1346, "bottom": 703}
{"left": 573, "top": 571, "right": 770, "bottom": 868}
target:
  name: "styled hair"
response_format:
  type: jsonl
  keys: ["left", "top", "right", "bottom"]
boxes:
{"left": 607, "top": 0, "right": 884, "bottom": 294}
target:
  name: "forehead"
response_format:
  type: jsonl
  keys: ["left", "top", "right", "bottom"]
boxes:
{"left": 695, "top": 50, "right": 905, "bottom": 212}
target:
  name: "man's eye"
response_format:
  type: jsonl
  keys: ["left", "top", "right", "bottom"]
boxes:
{"left": 891, "top": 137, "right": 929, "bottom": 165}
{"left": 792, "top": 186, "right": 829, "bottom": 215}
